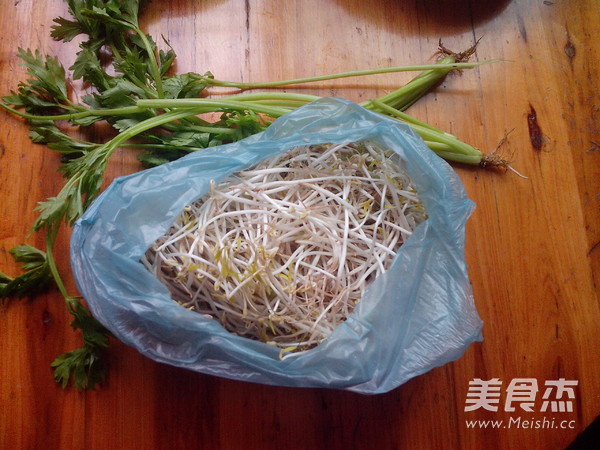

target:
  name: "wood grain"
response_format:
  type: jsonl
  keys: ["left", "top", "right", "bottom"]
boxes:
{"left": 1, "top": 1, "right": 598, "bottom": 449}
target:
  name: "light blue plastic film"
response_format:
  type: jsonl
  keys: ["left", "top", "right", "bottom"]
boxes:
{"left": 71, "top": 98, "right": 482, "bottom": 394}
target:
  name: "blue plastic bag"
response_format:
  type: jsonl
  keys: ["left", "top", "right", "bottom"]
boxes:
{"left": 71, "top": 97, "right": 482, "bottom": 394}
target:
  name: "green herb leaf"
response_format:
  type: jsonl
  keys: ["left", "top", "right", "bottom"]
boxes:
{"left": 70, "top": 41, "right": 113, "bottom": 90}
{"left": 29, "top": 121, "right": 95, "bottom": 155}
{"left": 51, "top": 345, "right": 105, "bottom": 389}
{"left": 95, "top": 79, "right": 147, "bottom": 108}
{"left": 162, "top": 72, "right": 212, "bottom": 99}
{"left": 69, "top": 298, "right": 110, "bottom": 348}
{"left": 17, "top": 48, "right": 68, "bottom": 102}
{"left": 3, "top": 49, "right": 75, "bottom": 117}
{"left": 158, "top": 45, "right": 176, "bottom": 76}
{"left": 223, "top": 110, "right": 269, "bottom": 140}
{"left": 0, "top": 245, "right": 52, "bottom": 300}
{"left": 137, "top": 151, "right": 177, "bottom": 168}
{"left": 51, "top": 298, "right": 110, "bottom": 390}
{"left": 51, "top": 16, "right": 86, "bottom": 42}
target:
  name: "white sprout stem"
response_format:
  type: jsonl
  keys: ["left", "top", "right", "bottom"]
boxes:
{"left": 142, "top": 142, "right": 427, "bottom": 356}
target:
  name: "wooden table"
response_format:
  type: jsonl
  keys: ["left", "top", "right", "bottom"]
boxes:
{"left": 1, "top": 1, "right": 598, "bottom": 449}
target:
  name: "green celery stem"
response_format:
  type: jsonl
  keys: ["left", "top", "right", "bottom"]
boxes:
{"left": 366, "top": 99, "right": 482, "bottom": 164}
{"left": 137, "top": 98, "right": 292, "bottom": 118}
{"left": 208, "top": 61, "right": 495, "bottom": 89}
{"left": 366, "top": 56, "right": 457, "bottom": 111}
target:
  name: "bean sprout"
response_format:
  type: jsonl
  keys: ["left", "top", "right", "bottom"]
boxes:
{"left": 141, "top": 142, "right": 427, "bottom": 356}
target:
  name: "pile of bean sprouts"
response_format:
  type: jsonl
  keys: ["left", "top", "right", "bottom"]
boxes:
{"left": 142, "top": 142, "right": 427, "bottom": 356}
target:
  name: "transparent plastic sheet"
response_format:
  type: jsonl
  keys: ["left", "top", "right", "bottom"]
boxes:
{"left": 70, "top": 97, "right": 483, "bottom": 394}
